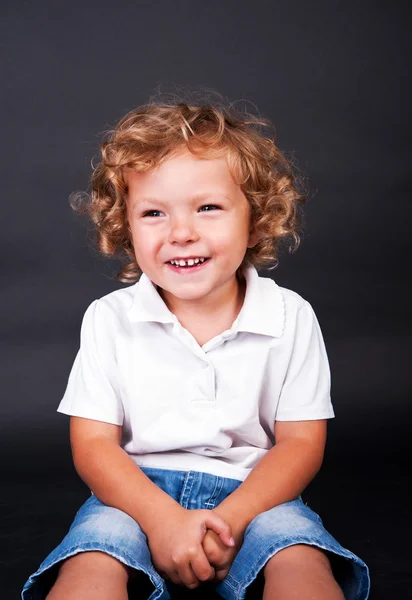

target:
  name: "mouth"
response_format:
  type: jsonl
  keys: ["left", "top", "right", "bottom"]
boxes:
{"left": 166, "top": 257, "right": 211, "bottom": 271}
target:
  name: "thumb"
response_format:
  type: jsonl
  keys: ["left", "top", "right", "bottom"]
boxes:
{"left": 203, "top": 513, "right": 235, "bottom": 547}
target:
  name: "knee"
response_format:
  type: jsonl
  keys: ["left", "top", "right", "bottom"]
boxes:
{"left": 263, "top": 544, "right": 333, "bottom": 578}
{"left": 58, "top": 550, "right": 133, "bottom": 581}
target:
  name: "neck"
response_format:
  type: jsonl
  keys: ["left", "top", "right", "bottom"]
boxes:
{"left": 160, "top": 271, "right": 246, "bottom": 326}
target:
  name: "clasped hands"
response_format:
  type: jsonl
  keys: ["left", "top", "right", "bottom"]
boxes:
{"left": 147, "top": 505, "right": 244, "bottom": 589}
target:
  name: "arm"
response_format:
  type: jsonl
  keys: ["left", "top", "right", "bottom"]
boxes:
{"left": 213, "top": 419, "right": 327, "bottom": 534}
{"left": 65, "top": 302, "right": 233, "bottom": 587}
{"left": 203, "top": 301, "right": 332, "bottom": 575}
{"left": 202, "top": 419, "right": 326, "bottom": 580}
{"left": 70, "top": 416, "right": 234, "bottom": 588}
{"left": 70, "top": 415, "right": 182, "bottom": 533}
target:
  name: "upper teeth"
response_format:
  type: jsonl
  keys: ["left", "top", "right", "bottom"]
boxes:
{"left": 170, "top": 258, "right": 207, "bottom": 266}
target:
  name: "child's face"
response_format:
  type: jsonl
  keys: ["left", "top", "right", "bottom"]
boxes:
{"left": 125, "top": 148, "right": 257, "bottom": 308}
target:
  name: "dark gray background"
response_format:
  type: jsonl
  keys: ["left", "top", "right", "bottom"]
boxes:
{"left": 1, "top": 1, "right": 411, "bottom": 598}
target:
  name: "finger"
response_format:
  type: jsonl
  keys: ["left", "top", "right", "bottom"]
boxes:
{"left": 177, "top": 561, "right": 201, "bottom": 589}
{"left": 190, "top": 548, "right": 216, "bottom": 583}
{"left": 203, "top": 529, "right": 227, "bottom": 556}
{"left": 214, "top": 568, "right": 229, "bottom": 582}
{"left": 167, "top": 570, "right": 184, "bottom": 586}
{"left": 203, "top": 513, "right": 235, "bottom": 547}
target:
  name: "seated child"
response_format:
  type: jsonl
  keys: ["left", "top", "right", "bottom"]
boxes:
{"left": 22, "top": 96, "right": 370, "bottom": 600}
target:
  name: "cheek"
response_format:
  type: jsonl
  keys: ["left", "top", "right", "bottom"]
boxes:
{"left": 208, "top": 230, "right": 234, "bottom": 251}
{"left": 132, "top": 226, "right": 159, "bottom": 251}
{"left": 209, "top": 224, "right": 249, "bottom": 255}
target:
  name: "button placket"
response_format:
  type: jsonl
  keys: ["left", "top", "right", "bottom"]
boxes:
{"left": 206, "top": 362, "right": 216, "bottom": 401}
{"left": 190, "top": 359, "right": 216, "bottom": 404}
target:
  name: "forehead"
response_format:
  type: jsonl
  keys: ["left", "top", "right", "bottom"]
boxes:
{"left": 125, "top": 149, "right": 238, "bottom": 199}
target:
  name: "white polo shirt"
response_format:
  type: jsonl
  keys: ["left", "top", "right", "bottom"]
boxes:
{"left": 58, "top": 264, "right": 334, "bottom": 481}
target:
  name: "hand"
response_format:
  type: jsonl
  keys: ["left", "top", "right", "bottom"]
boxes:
{"left": 202, "top": 524, "right": 243, "bottom": 582}
{"left": 146, "top": 505, "right": 235, "bottom": 589}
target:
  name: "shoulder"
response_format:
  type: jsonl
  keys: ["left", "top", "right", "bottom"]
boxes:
{"left": 278, "top": 285, "right": 307, "bottom": 311}
{"left": 257, "top": 272, "right": 310, "bottom": 315}
{"left": 257, "top": 273, "right": 320, "bottom": 339}
{"left": 277, "top": 286, "right": 318, "bottom": 342}
{"left": 81, "top": 283, "right": 138, "bottom": 333}
{"left": 278, "top": 286, "right": 318, "bottom": 326}
{"left": 272, "top": 284, "right": 326, "bottom": 349}
{"left": 97, "top": 283, "right": 136, "bottom": 315}
{"left": 247, "top": 268, "right": 316, "bottom": 340}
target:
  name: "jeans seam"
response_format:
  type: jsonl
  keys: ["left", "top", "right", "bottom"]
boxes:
{"left": 204, "top": 476, "right": 223, "bottom": 509}
{"left": 179, "top": 470, "right": 195, "bottom": 508}
{"left": 23, "top": 541, "right": 164, "bottom": 600}
{"left": 44, "top": 541, "right": 162, "bottom": 581}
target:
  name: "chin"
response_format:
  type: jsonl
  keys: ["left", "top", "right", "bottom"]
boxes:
{"left": 169, "top": 290, "right": 207, "bottom": 301}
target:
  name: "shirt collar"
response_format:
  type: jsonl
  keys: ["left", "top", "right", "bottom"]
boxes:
{"left": 127, "top": 263, "right": 285, "bottom": 338}
{"left": 127, "top": 272, "right": 177, "bottom": 324}
{"left": 234, "top": 263, "right": 285, "bottom": 338}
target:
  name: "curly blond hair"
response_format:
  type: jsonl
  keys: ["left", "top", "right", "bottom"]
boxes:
{"left": 71, "top": 94, "right": 307, "bottom": 283}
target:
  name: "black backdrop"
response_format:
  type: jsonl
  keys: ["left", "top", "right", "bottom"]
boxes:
{"left": 1, "top": 1, "right": 411, "bottom": 598}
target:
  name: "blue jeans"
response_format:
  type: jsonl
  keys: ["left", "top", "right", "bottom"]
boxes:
{"left": 22, "top": 467, "right": 370, "bottom": 599}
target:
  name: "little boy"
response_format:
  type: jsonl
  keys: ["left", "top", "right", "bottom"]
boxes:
{"left": 22, "top": 99, "right": 369, "bottom": 600}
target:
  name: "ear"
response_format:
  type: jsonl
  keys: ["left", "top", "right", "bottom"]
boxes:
{"left": 247, "top": 227, "right": 260, "bottom": 248}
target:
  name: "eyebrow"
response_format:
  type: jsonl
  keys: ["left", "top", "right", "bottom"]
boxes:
{"left": 133, "top": 192, "right": 232, "bottom": 206}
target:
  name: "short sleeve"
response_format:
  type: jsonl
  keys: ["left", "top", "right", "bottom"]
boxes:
{"left": 57, "top": 299, "right": 124, "bottom": 425}
{"left": 275, "top": 300, "right": 335, "bottom": 421}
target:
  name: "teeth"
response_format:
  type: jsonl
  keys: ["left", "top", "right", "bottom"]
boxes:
{"left": 170, "top": 257, "right": 207, "bottom": 266}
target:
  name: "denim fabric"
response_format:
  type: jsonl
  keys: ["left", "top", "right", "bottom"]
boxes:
{"left": 22, "top": 467, "right": 370, "bottom": 599}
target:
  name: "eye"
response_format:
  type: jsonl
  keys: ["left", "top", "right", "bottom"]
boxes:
{"left": 199, "top": 204, "right": 221, "bottom": 212}
{"left": 142, "top": 209, "right": 164, "bottom": 217}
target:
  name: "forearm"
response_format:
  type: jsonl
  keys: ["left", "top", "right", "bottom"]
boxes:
{"left": 72, "top": 437, "right": 182, "bottom": 535}
{"left": 214, "top": 438, "right": 324, "bottom": 534}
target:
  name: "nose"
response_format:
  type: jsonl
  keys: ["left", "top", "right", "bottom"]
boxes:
{"left": 168, "top": 215, "right": 200, "bottom": 244}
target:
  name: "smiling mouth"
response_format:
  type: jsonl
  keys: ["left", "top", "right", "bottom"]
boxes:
{"left": 167, "top": 257, "right": 210, "bottom": 268}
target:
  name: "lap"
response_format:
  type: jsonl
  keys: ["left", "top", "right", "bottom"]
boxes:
{"left": 64, "top": 493, "right": 153, "bottom": 566}
{"left": 22, "top": 472, "right": 370, "bottom": 600}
